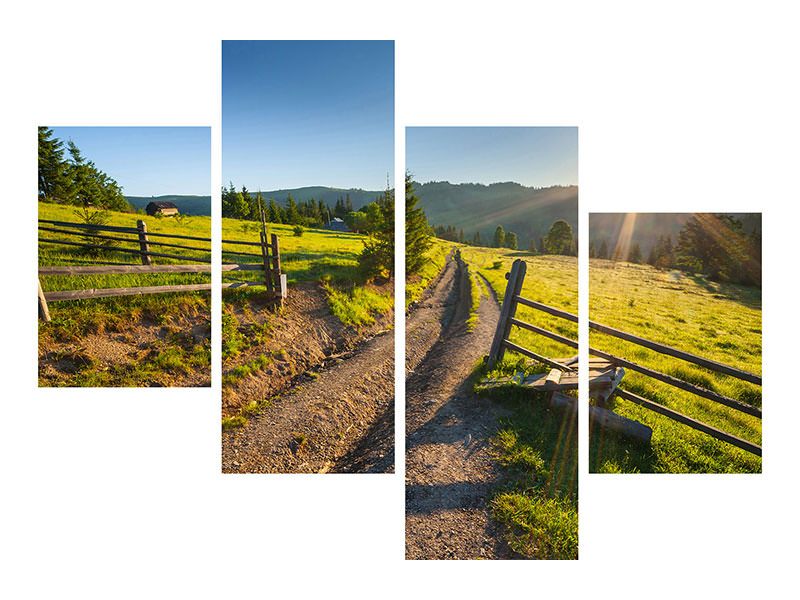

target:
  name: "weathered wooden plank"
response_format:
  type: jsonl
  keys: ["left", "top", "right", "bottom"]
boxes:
{"left": 38, "top": 225, "right": 211, "bottom": 253}
{"left": 220, "top": 263, "right": 267, "bottom": 272}
{"left": 515, "top": 295, "right": 578, "bottom": 323}
{"left": 38, "top": 238, "right": 212, "bottom": 264}
{"left": 39, "top": 264, "right": 211, "bottom": 275}
{"left": 44, "top": 283, "right": 212, "bottom": 301}
{"left": 545, "top": 369, "right": 563, "bottom": 386}
{"left": 589, "top": 403, "right": 652, "bottom": 444}
{"left": 508, "top": 317, "right": 578, "bottom": 349}
{"left": 614, "top": 388, "right": 761, "bottom": 456}
{"left": 38, "top": 279, "right": 51, "bottom": 321}
{"left": 590, "top": 320, "right": 761, "bottom": 385}
{"left": 221, "top": 238, "right": 275, "bottom": 249}
{"left": 220, "top": 249, "right": 265, "bottom": 258}
{"left": 38, "top": 219, "right": 138, "bottom": 234}
{"left": 548, "top": 392, "right": 653, "bottom": 444}
{"left": 487, "top": 259, "right": 526, "bottom": 367}
{"left": 271, "top": 233, "right": 283, "bottom": 302}
{"left": 589, "top": 347, "right": 761, "bottom": 418}
{"left": 501, "top": 339, "right": 572, "bottom": 372}
{"left": 137, "top": 220, "right": 151, "bottom": 266}
{"left": 39, "top": 219, "right": 212, "bottom": 243}
{"left": 221, "top": 281, "right": 270, "bottom": 290}
{"left": 594, "top": 367, "right": 625, "bottom": 408}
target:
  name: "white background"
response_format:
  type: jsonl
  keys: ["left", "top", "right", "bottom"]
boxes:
{"left": 2, "top": 1, "right": 798, "bottom": 598}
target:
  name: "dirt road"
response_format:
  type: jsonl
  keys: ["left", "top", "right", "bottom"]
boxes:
{"left": 405, "top": 251, "right": 516, "bottom": 560}
{"left": 222, "top": 324, "right": 394, "bottom": 474}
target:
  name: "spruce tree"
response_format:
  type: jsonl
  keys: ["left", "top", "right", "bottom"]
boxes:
{"left": 505, "top": 231, "right": 518, "bottom": 250}
{"left": 493, "top": 225, "right": 505, "bottom": 248}
{"left": 598, "top": 239, "right": 609, "bottom": 259}
{"left": 628, "top": 242, "right": 642, "bottom": 263}
{"left": 405, "top": 174, "right": 432, "bottom": 276}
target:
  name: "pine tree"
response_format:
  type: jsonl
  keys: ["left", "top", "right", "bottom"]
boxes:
{"left": 628, "top": 242, "right": 642, "bottom": 263}
{"left": 529, "top": 238, "right": 538, "bottom": 254}
{"left": 405, "top": 174, "right": 432, "bottom": 276}
{"left": 38, "top": 127, "right": 69, "bottom": 201}
{"left": 493, "top": 225, "right": 505, "bottom": 248}
{"left": 505, "top": 231, "right": 518, "bottom": 250}
{"left": 544, "top": 220, "right": 574, "bottom": 255}
{"left": 598, "top": 239, "right": 609, "bottom": 259}
{"left": 285, "top": 194, "right": 301, "bottom": 225}
{"left": 474, "top": 231, "right": 482, "bottom": 246}
{"left": 589, "top": 240, "right": 596, "bottom": 258}
{"left": 359, "top": 185, "right": 395, "bottom": 277}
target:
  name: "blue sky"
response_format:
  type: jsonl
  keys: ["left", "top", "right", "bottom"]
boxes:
{"left": 406, "top": 127, "right": 578, "bottom": 188}
{"left": 222, "top": 40, "right": 394, "bottom": 191}
{"left": 48, "top": 127, "right": 210, "bottom": 196}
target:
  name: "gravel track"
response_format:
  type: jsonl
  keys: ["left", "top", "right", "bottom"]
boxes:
{"left": 405, "top": 251, "right": 517, "bottom": 560}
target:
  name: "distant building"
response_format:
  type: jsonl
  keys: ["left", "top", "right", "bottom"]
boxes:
{"left": 325, "top": 217, "right": 351, "bottom": 232}
{"left": 146, "top": 201, "right": 179, "bottom": 217}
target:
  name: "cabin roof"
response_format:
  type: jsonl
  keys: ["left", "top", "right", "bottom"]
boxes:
{"left": 147, "top": 201, "right": 179, "bottom": 209}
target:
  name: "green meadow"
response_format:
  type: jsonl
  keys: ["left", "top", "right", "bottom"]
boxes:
{"left": 589, "top": 259, "right": 762, "bottom": 473}
{"left": 460, "top": 246, "right": 578, "bottom": 559}
{"left": 38, "top": 203, "right": 211, "bottom": 324}
{"left": 221, "top": 217, "right": 393, "bottom": 326}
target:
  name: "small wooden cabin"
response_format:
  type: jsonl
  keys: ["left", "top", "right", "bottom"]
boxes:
{"left": 325, "top": 217, "right": 351, "bottom": 232}
{"left": 146, "top": 201, "right": 179, "bottom": 217}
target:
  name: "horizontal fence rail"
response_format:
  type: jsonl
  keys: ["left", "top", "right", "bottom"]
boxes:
{"left": 487, "top": 259, "right": 577, "bottom": 369}
{"left": 38, "top": 217, "right": 215, "bottom": 320}
{"left": 37, "top": 215, "right": 288, "bottom": 320}
{"left": 487, "top": 259, "right": 762, "bottom": 457}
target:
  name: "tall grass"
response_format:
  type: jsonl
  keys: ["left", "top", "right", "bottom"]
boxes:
{"left": 589, "top": 259, "right": 762, "bottom": 473}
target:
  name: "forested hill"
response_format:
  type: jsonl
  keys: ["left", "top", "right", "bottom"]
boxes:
{"left": 414, "top": 181, "right": 578, "bottom": 250}
{"left": 259, "top": 186, "right": 384, "bottom": 208}
{"left": 126, "top": 195, "right": 212, "bottom": 216}
{"left": 589, "top": 213, "right": 762, "bottom": 254}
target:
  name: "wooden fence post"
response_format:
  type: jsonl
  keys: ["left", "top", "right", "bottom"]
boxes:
{"left": 271, "top": 233, "right": 283, "bottom": 305}
{"left": 137, "top": 220, "right": 152, "bottom": 265}
{"left": 487, "top": 259, "right": 527, "bottom": 368}
{"left": 38, "top": 278, "right": 51, "bottom": 322}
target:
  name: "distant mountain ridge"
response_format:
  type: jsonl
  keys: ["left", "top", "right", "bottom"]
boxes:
{"left": 257, "top": 186, "right": 385, "bottom": 208}
{"left": 413, "top": 181, "right": 578, "bottom": 249}
{"left": 126, "top": 195, "right": 211, "bottom": 216}
{"left": 589, "top": 213, "right": 762, "bottom": 254}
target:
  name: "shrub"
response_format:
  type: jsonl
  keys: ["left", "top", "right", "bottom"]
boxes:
{"left": 293, "top": 225, "right": 305, "bottom": 237}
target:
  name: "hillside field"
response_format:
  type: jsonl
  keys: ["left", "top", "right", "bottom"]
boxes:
{"left": 589, "top": 259, "right": 762, "bottom": 473}
{"left": 38, "top": 202, "right": 211, "bottom": 387}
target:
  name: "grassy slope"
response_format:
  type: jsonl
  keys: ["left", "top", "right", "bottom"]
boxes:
{"left": 405, "top": 238, "right": 456, "bottom": 308}
{"left": 38, "top": 202, "right": 211, "bottom": 386}
{"left": 589, "top": 259, "right": 762, "bottom": 473}
{"left": 221, "top": 218, "right": 393, "bottom": 326}
{"left": 462, "top": 247, "right": 578, "bottom": 559}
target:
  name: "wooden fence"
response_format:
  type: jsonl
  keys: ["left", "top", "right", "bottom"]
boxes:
{"left": 487, "top": 258, "right": 762, "bottom": 457}
{"left": 38, "top": 216, "right": 285, "bottom": 320}
{"left": 221, "top": 203, "right": 286, "bottom": 303}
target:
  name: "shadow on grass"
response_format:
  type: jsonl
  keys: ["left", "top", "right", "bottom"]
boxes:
{"left": 688, "top": 273, "right": 761, "bottom": 310}
{"left": 588, "top": 397, "right": 657, "bottom": 473}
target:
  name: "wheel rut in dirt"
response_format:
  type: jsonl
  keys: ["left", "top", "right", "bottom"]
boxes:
{"left": 405, "top": 251, "right": 516, "bottom": 560}
{"left": 222, "top": 325, "right": 395, "bottom": 474}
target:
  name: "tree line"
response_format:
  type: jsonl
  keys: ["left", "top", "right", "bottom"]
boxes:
{"left": 38, "top": 127, "right": 131, "bottom": 212}
{"left": 222, "top": 184, "right": 388, "bottom": 235}
{"left": 431, "top": 219, "right": 577, "bottom": 256}
{"left": 590, "top": 214, "right": 761, "bottom": 287}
